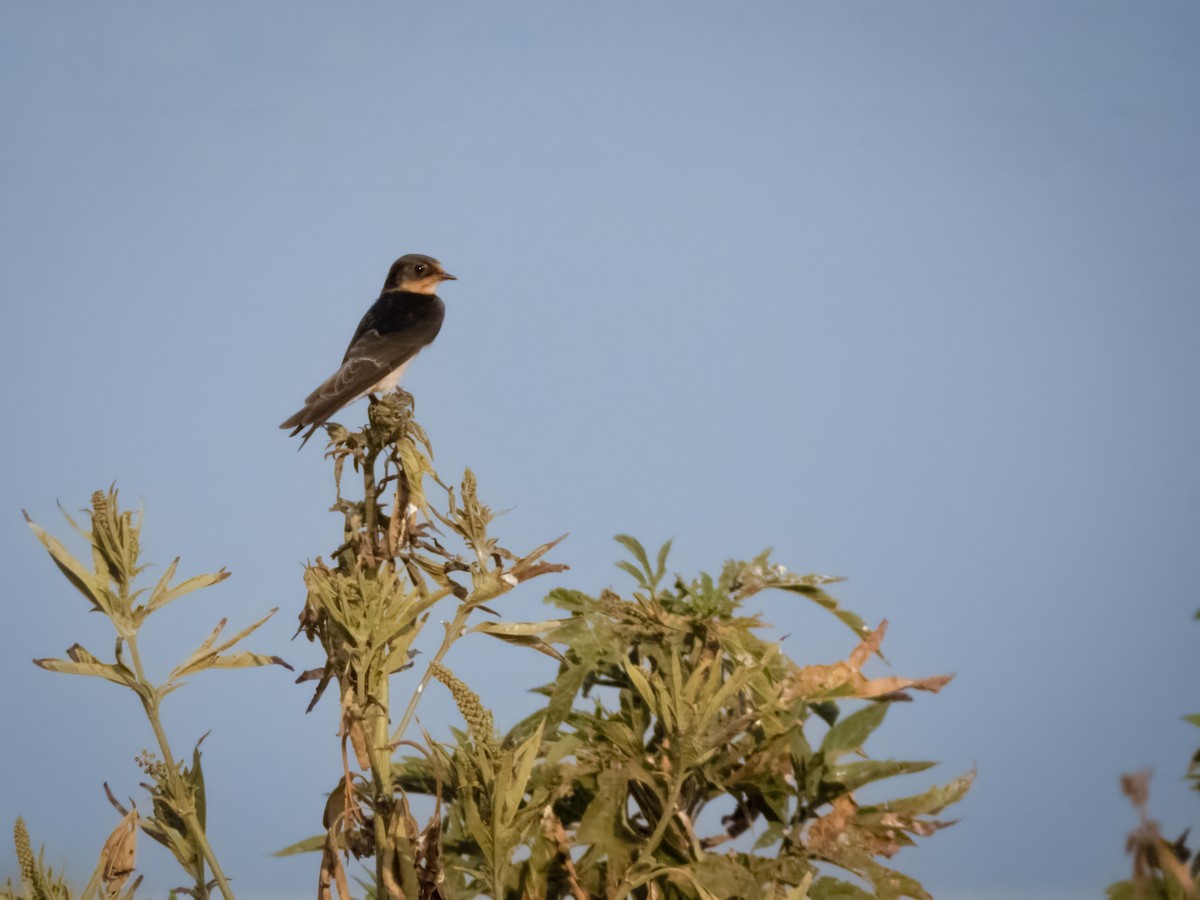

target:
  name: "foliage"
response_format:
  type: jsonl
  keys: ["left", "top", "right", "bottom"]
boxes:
{"left": 290, "top": 392, "right": 966, "bottom": 899}
{"left": 8, "top": 391, "right": 968, "bottom": 899}
{"left": 2, "top": 818, "right": 73, "bottom": 900}
{"left": 1106, "top": 610, "right": 1200, "bottom": 900}
{"left": 394, "top": 537, "right": 967, "bottom": 900}
{"left": 9, "top": 489, "right": 288, "bottom": 899}
{"left": 284, "top": 391, "right": 568, "bottom": 898}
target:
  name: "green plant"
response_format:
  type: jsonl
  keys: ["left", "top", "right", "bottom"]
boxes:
{"left": 393, "top": 538, "right": 968, "bottom": 900}
{"left": 282, "top": 391, "right": 568, "bottom": 898}
{"left": 9, "top": 392, "right": 969, "bottom": 899}
{"left": 9, "top": 489, "right": 288, "bottom": 899}
{"left": 284, "top": 391, "right": 969, "bottom": 899}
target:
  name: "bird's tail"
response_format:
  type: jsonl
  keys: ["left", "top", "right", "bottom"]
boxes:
{"left": 279, "top": 410, "right": 324, "bottom": 449}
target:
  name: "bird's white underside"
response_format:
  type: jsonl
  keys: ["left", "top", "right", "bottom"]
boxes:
{"left": 356, "top": 355, "right": 415, "bottom": 401}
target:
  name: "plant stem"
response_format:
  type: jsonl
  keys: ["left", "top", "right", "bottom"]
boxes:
{"left": 127, "top": 634, "right": 236, "bottom": 900}
{"left": 643, "top": 774, "right": 684, "bottom": 860}
{"left": 387, "top": 600, "right": 473, "bottom": 747}
{"left": 364, "top": 445, "right": 380, "bottom": 557}
{"left": 612, "top": 774, "right": 685, "bottom": 900}
{"left": 369, "top": 670, "right": 395, "bottom": 897}
{"left": 366, "top": 607, "right": 425, "bottom": 897}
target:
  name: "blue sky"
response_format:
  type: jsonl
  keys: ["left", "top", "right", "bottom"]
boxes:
{"left": 1, "top": 3, "right": 1198, "bottom": 898}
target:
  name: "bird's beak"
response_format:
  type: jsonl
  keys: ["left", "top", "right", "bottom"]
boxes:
{"left": 439, "top": 272, "right": 457, "bottom": 281}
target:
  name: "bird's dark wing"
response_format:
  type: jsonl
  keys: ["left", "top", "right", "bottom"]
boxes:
{"left": 280, "top": 293, "right": 444, "bottom": 445}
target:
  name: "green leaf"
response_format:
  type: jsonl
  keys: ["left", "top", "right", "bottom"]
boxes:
{"left": 471, "top": 619, "right": 569, "bottom": 662}
{"left": 860, "top": 861, "right": 932, "bottom": 900}
{"left": 654, "top": 539, "right": 673, "bottom": 581}
{"left": 577, "top": 769, "right": 638, "bottom": 846}
{"left": 274, "top": 834, "right": 328, "bottom": 856}
{"left": 24, "top": 513, "right": 109, "bottom": 613}
{"left": 615, "top": 560, "right": 646, "bottom": 587}
{"left": 167, "top": 609, "right": 286, "bottom": 681}
{"left": 781, "top": 873, "right": 816, "bottom": 900}
{"left": 775, "top": 583, "right": 870, "bottom": 639}
{"left": 539, "top": 662, "right": 588, "bottom": 736}
{"left": 808, "top": 877, "right": 876, "bottom": 899}
{"left": 824, "top": 759, "right": 937, "bottom": 794}
{"left": 614, "top": 534, "right": 652, "bottom": 575}
{"left": 471, "top": 618, "right": 569, "bottom": 638}
{"left": 614, "top": 533, "right": 665, "bottom": 589}
{"left": 190, "top": 735, "right": 208, "bottom": 831}
{"left": 32, "top": 654, "right": 111, "bottom": 679}
{"left": 621, "top": 658, "right": 658, "bottom": 715}
{"left": 1183, "top": 713, "right": 1200, "bottom": 728}
{"left": 502, "top": 720, "right": 544, "bottom": 823}
{"left": 34, "top": 644, "right": 137, "bottom": 689}
{"left": 461, "top": 785, "right": 492, "bottom": 858}
{"left": 865, "top": 771, "right": 975, "bottom": 816}
{"left": 821, "top": 703, "right": 888, "bottom": 755}
{"left": 665, "top": 856, "right": 760, "bottom": 899}
{"left": 145, "top": 557, "right": 180, "bottom": 609}
{"left": 146, "top": 560, "right": 229, "bottom": 613}
{"left": 203, "top": 650, "right": 291, "bottom": 671}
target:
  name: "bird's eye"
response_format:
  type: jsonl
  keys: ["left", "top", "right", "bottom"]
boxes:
{"left": 414, "top": 264, "right": 427, "bottom": 275}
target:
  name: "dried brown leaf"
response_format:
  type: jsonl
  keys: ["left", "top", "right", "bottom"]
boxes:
{"left": 339, "top": 687, "right": 372, "bottom": 771}
{"left": 806, "top": 795, "right": 857, "bottom": 860}
{"left": 318, "top": 825, "right": 352, "bottom": 900}
{"left": 97, "top": 809, "right": 138, "bottom": 899}
{"left": 848, "top": 621, "right": 887, "bottom": 669}
{"left": 1119, "top": 770, "right": 1199, "bottom": 896}
{"left": 857, "top": 674, "right": 954, "bottom": 699}
{"left": 542, "top": 807, "right": 589, "bottom": 900}
{"left": 510, "top": 533, "right": 570, "bottom": 583}
{"left": 787, "top": 661, "right": 857, "bottom": 700}
{"left": 785, "top": 624, "right": 953, "bottom": 702}
{"left": 1121, "top": 770, "right": 1152, "bottom": 809}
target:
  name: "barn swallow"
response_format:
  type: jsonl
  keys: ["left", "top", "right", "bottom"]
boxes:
{"left": 281, "top": 253, "right": 453, "bottom": 446}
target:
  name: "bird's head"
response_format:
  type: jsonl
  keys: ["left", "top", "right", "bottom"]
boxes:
{"left": 383, "top": 254, "right": 457, "bottom": 295}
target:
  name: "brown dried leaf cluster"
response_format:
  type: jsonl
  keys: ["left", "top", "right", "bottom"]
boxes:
{"left": 1114, "top": 771, "right": 1199, "bottom": 899}
{"left": 784, "top": 621, "right": 953, "bottom": 703}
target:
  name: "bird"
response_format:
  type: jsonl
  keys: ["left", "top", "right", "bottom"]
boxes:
{"left": 281, "top": 253, "right": 454, "bottom": 446}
